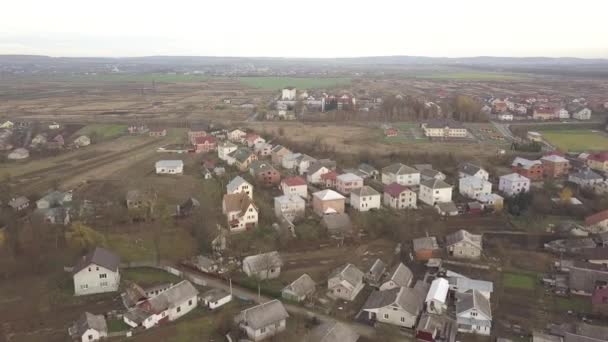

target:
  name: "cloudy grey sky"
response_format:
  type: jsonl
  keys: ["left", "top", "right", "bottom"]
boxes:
{"left": 1, "top": 0, "right": 607, "bottom": 58}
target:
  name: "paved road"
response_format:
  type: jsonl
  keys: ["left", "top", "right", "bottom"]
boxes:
{"left": 175, "top": 265, "right": 380, "bottom": 339}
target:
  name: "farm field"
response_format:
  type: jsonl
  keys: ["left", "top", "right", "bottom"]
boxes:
{"left": 13, "top": 73, "right": 210, "bottom": 83}
{"left": 73, "top": 124, "right": 127, "bottom": 140}
{"left": 238, "top": 76, "right": 351, "bottom": 89}
{"left": 398, "top": 71, "right": 529, "bottom": 81}
{"left": 538, "top": 129, "right": 608, "bottom": 151}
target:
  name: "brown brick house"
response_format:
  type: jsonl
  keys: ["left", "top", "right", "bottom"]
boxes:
{"left": 541, "top": 154, "right": 570, "bottom": 178}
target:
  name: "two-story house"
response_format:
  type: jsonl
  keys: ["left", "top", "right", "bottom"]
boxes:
{"left": 541, "top": 154, "right": 570, "bottom": 178}
{"left": 382, "top": 163, "right": 420, "bottom": 186}
{"left": 455, "top": 290, "right": 492, "bottom": 336}
{"left": 383, "top": 183, "right": 417, "bottom": 209}
{"left": 459, "top": 176, "right": 492, "bottom": 200}
{"left": 227, "top": 176, "right": 253, "bottom": 199}
{"left": 512, "top": 157, "right": 543, "bottom": 181}
{"left": 458, "top": 163, "right": 489, "bottom": 181}
{"left": 350, "top": 186, "right": 381, "bottom": 212}
{"left": 498, "top": 173, "right": 530, "bottom": 196}
{"left": 280, "top": 176, "right": 308, "bottom": 198}
{"left": 327, "top": 264, "right": 365, "bottom": 301}
{"left": 419, "top": 179, "right": 453, "bottom": 206}
{"left": 312, "top": 189, "right": 345, "bottom": 216}
{"left": 336, "top": 173, "right": 364, "bottom": 195}
{"left": 274, "top": 194, "right": 305, "bottom": 221}
{"left": 222, "top": 192, "right": 258, "bottom": 232}
{"left": 218, "top": 141, "right": 238, "bottom": 162}
{"left": 72, "top": 247, "right": 121, "bottom": 296}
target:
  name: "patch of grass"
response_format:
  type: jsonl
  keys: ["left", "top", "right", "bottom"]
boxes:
{"left": 107, "top": 318, "right": 130, "bottom": 332}
{"left": 537, "top": 129, "right": 608, "bottom": 152}
{"left": 74, "top": 124, "right": 127, "bottom": 140}
{"left": 503, "top": 272, "right": 536, "bottom": 290}
{"left": 239, "top": 77, "right": 351, "bottom": 89}
{"left": 555, "top": 296, "right": 592, "bottom": 313}
{"left": 122, "top": 268, "right": 180, "bottom": 286}
{"left": 31, "top": 73, "right": 209, "bottom": 83}
{"left": 107, "top": 229, "right": 197, "bottom": 262}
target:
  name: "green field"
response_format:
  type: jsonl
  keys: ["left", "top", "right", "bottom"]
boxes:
{"left": 122, "top": 268, "right": 180, "bottom": 286}
{"left": 554, "top": 296, "right": 592, "bottom": 313}
{"left": 26, "top": 73, "right": 209, "bottom": 83}
{"left": 74, "top": 124, "right": 127, "bottom": 140}
{"left": 538, "top": 129, "right": 608, "bottom": 152}
{"left": 503, "top": 272, "right": 536, "bottom": 290}
{"left": 239, "top": 76, "right": 351, "bottom": 89}
{"left": 399, "top": 71, "right": 527, "bottom": 81}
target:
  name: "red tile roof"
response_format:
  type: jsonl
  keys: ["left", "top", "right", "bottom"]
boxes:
{"left": 592, "top": 287, "right": 608, "bottom": 306}
{"left": 384, "top": 182, "right": 410, "bottom": 197}
{"left": 320, "top": 170, "right": 337, "bottom": 180}
{"left": 283, "top": 176, "right": 306, "bottom": 187}
{"left": 588, "top": 152, "right": 608, "bottom": 163}
{"left": 586, "top": 209, "right": 608, "bottom": 226}
{"left": 195, "top": 136, "right": 216, "bottom": 145}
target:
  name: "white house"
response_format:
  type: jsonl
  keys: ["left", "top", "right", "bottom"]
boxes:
{"left": 0, "top": 120, "right": 14, "bottom": 129}
{"left": 328, "top": 264, "right": 365, "bottom": 301}
{"left": 447, "top": 270, "right": 494, "bottom": 299}
{"left": 307, "top": 164, "right": 331, "bottom": 185}
{"left": 155, "top": 160, "right": 184, "bottom": 175}
{"left": 243, "top": 251, "right": 283, "bottom": 280}
{"left": 218, "top": 141, "right": 238, "bottom": 161}
{"left": 281, "top": 87, "right": 297, "bottom": 100}
{"left": 227, "top": 176, "right": 253, "bottom": 199}
{"left": 497, "top": 113, "right": 513, "bottom": 121}
{"left": 361, "top": 287, "right": 424, "bottom": 329}
{"left": 383, "top": 182, "right": 417, "bottom": 209}
{"left": 72, "top": 247, "right": 121, "bottom": 296}
{"left": 499, "top": 173, "right": 530, "bottom": 196}
{"left": 421, "top": 120, "right": 468, "bottom": 138}
{"left": 569, "top": 169, "right": 604, "bottom": 188}
{"left": 295, "top": 154, "right": 317, "bottom": 175}
{"left": 455, "top": 290, "right": 492, "bottom": 336}
{"left": 201, "top": 288, "right": 232, "bottom": 310}
{"left": 572, "top": 108, "right": 592, "bottom": 120}
{"left": 350, "top": 186, "right": 381, "bottom": 212}
{"left": 235, "top": 300, "right": 289, "bottom": 341}
{"left": 381, "top": 163, "right": 420, "bottom": 186}
{"left": 379, "top": 263, "right": 413, "bottom": 291}
{"left": 280, "top": 176, "right": 307, "bottom": 198}
{"left": 557, "top": 108, "right": 570, "bottom": 119}
{"left": 336, "top": 173, "right": 364, "bottom": 195}
{"left": 228, "top": 129, "right": 247, "bottom": 143}
{"left": 459, "top": 176, "right": 492, "bottom": 200}
{"left": 445, "top": 230, "right": 483, "bottom": 259}
{"left": 274, "top": 194, "right": 305, "bottom": 221}
{"left": 425, "top": 278, "right": 449, "bottom": 314}
{"left": 281, "top": 152, "right": 302, "bottom": 170}
{"left": 458, "top": 163, "right": 489, "bottom": 181}
{"left": 419, "top": 179, "right": 453, "bottom": 206}
{"left": 222, "top": 192, "right": 258, "bottom": 232}
{"left": 49, "top": 122, "right": 60, "bottom": 129}
{"left": 68, "top": 312, "right": 107, "bottom": 342}
{"left": 123, "top": 281, "right": 199, "bottom": 329}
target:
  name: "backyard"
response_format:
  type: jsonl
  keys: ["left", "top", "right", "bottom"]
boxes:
{"left": 538, "top": 129, "right": 608, "bottom": 152}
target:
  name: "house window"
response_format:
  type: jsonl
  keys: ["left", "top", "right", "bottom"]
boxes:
{"left": 88, "top": 267, "right": 91, "bottom": 272}
{"left": 400, "top": 317, "right": 405, "bottom": 323}
{"left": 81, "top": 284, "right": 88, "bottom": 289}
{"left": 99, "top": 274, "right": 107, "bottom": 279}
{"left": 88, "top": 335, "right": 93, "bottom": 340}
{"left": 100, "top": 281, "right": 108, "bottom": 287}
{"left": 260, "top": 327, "right": 266, "bottom": 333}
{"left": 383, "top": 314, "right": 389, "bottom": 319}
{"left": 189, "top": 299, "right": 193, "bottom": 306}
{"left": 96, "top": 267, "right": 99, "bottom": 271}
{"left": 176, "top": 306, "right": 181, "bottom": 313}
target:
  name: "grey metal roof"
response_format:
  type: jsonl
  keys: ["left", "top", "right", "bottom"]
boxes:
{"left": 72, "top": 247, "right": 120, "bottom": 275}
{"left": 201, "top": 288, "right": 231, "bottom": 302}
{"left": 367, "top": 259, "right": 386, "bottom": 281}
{"left": 455, "top": 290, "right": 492, "bottom": 319}
{"left": 283, "top": 274, "right": 316, "bottom": 297}
{"left": 413, "top": 236, "right": 439, "bottom": 251}
{"left": 571, "top": 169, "right": 603, "bottom": 181}
{"left": 243, "top": 251, "right": 283, "bottom": 274}
{"left": 445, "top": 229, "right": 482, "bottom": 250}
{"left": 146, "top": 280, "right": 198, "bottom": 312}
{"left": 330, "top": 264, "right": 364, "bottom": 288}
{"left": 384, "top": 263, "right": 413, "bottom": 287}
{"left": 350, "top": 185, "right": 380, "bottom": 197}
{"left": 458, "top": 162, "right": 484, "bottom": 177}
{"left": 382, "top": 163, "right": 418, "bottom": 176}
{"left": 70, "top": 312, "right": 107, "bottom": 337}
{"left": 227, "top": 176, "right": 250, "bottom": 193}
{"left": 236, "top": 299, "right": 289, "bottom": 330}
{"left": 421, "top": 178, "right": 452, "bottom": 190}
{"left": 362, "top": 287, "right": 423, "bottom": 316}
{"left": 449, "top": 277, "right": 494, "bottom": 294}
{"left": 8, "top": 196, "right": 28, "bottom": 208}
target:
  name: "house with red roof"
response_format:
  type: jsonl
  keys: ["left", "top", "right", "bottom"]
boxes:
{"left": 194, "top": 136, "right": 217, "bottom": 153}
{"left": 385, "top": 128, "right": 398, "bottom": 137}
{"left": 586, "top": 209, "right": 608, "bottom": 233}
{"left": 245, "top": 133, "right": 265, "bottom": 148}
{"left": 383, "top": 182, "right": 417, "bottom": 209}
{"left": 281, "top": 176, "right": 308, "bottom": 198}
{"left": 320, "top": 170, "right": 338, "bottom": 189}
{"left": 587, "top": 151, "right": 608, "bottom": 173}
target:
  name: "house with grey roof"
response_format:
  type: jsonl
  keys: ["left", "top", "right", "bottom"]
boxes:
{"left": 328, "top": 264, "right": 365, "bottom": 301}
{"left": 569, "top": 169, "right": 604, "bottom": 188}
{"left": 304, "top": 321, "right": 359, "bottom": 342}
{"left": 72, "top": 247, "right": 121, "bottom": 296}
{"left": 227, "top": 176, "right": 253, "bottom": 199}
{"left": 282, "top": 274, "right": 316, "bottom": 302}
{"left": 235, "top": 299, "right": 289, "bottom": 341}
{"left": 420, "top": 168, "right": 447, "bottom": 182}
{"left": 455, "top": 290, "right": 492, "bottom": 336}
{"left": 350, "top": 186, "right": 381, "bottom": 212}
{"left": 201, "top": 288, "right": 232, "bottom": 310}
{"left": 379, "top": 263, "right": 413, "bottom": 291}
{"left": 458, "top": 162, "right": 489, "bottom": 181}
{"left": 361, "top": 286, "right": 425, "bottom": 328}
{"left": 357, "top": 163, "right": 379, "bottom": 179}
{"left": 68, "top": 312, "right": 107, "bottom": 342}
{"left": 365, "top": 259, "right": 386, "bottom": 287}
{"left": 155, "top": 160, "right": 184, "bottom": 175}
{"left": 446, "top": 270, "right": 494, "bottom": 299}
{"left": 419, "top": 179, "right": 453, "bottom": 206}
{"left": 381, "top": 163, "right": 420, "bottom": 186}
{"left": 8, "top": 196, "right": 29, "bottom": 211}
{"left": 36, "top": 190, "right": 72, "bottom": 209}
{"left": 445, "top": 229, "right": 483, "bottom": 259}
{"left": 416, "top": 313, "right": 457, "bottom": 342}
{"left": 243, "top": 251, "right": 283, "bottom": 280}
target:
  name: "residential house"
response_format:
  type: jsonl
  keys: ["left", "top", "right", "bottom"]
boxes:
{"left": 271, "top": 145, "right": 291, "bottom": 165}
{"left": 8, "top": 196, "right": 29, "bottom": 211}
{"left": 218, "top": 141, "right": 238, "bottom": 162}
{"left": 304, "top": 321, "right": 359, "bottom": 342}
{"left": 234, "top": 300, "right": 289, "bottom": 341}
{"left": 228, "top": 129, "right": 247, "bottom": 143}
{"left": 307, "top": 160, "right": 337, "bottom": 184}
{"left": 68, "top": 312, "right": 107, "bottom": 342}
{"left": 123, "top": 281, "right": 198, "bottom": 329}
{"left": 149, "top": 128, "right": 167, "bottom": 137}
{"left": 155, "top": 160, "right": 184, "bottom": 175}
{"left": 458, "top": 163, "right": 489, "bottom": 181}
{"left": 419, "top": 179, "right": 453, "bottom": 206}
{"left": 245, "top": 133, "right": 265, "bottom": 147}
{"left": 587, "top": 152, "right": 608, "bottom": 173}
{"left": 420, "top": 168, "right": 447, "bottom": 182}
{"left": 230, "top": 148, "right": 258, "bottom": 172}
{"left": 320, "top": 170, "right": 337, "bottom": 189}
{"left": 572, "top": 107, "right": 592, "bottom": 120}
{"left": 381, "top": 163, "right": 420, "bottom": 186}
{"left": 499, "top": 173, "right": 530, "bottom": 196}
{"left": 446, "top": 230, "right": 483, "bottom": 259}
{"left": 459, "top": 176, "right": 492, "bottom": 200}
{"left": 541, "top": 154, "right": 570, "bottom": 178}
{"left": 282, "top": 274, "right": 315, "bottom": 302}
{"left": 249, "top": 160, "right": 281, "bottom": 187}
{"left": 254, "top": 142, "right": 273, "bottom": 157}
{"left": 527, "top": 131, "right": 543, "bottom": 142}
{"left": 365, "top": 259, "right": 386, "bottom": 287}
{"left": 281, "top": 152, "right": 302, "bottom": 170}
{"left": 385, "top": 127, "right": 398, "bottom": 137}
{"left": 222, "top": 192, "right": 258, "bottom": 232}
{"left": 47, "top": 134, "right": 65, "bottom": 149}
{"left": 383, "top": 183, "right": 417, "bottom": 209}
{"left": 295, "top": 154, "right": 317, "bottom": 175}
{"left": 327, "top": 264, "right": 365, "bottom": 301}
{"left": 455, "top": 290, "right": 492, "bottom": 336}
{"left": 322, "top": 213, "right": 354, "bottom": 238}
{"left": 533, "top": 107, "right": 557, "bottom": 120}
{"left": 274, "top": 194, "right": 305, "bottom": 221}
{"left": 72, "top": 247, "right": 121, "bottom": 296}
{"left": 49, "top": 122, "right": 60, "bottom": 129}
{"left": 201, "top": 288, "right": 232, "bottom": 310}
{"left": 561, "top": 260, "right": 608, "bottom": 295}
{"left": 447, "top": 271, "right": 494, "bottom": 299}
{"left": 336, "top": 173, "right": 363, "bottom": 195}
{"left": 126, "top": 190, "right": 148, "bottom": 210}
{"left": 361, "top": 287, "right": 424, "bottom": 329}
{"left": 193, "top": 136, "right": 217, "bottom": 153}
{"left": 227, "top": 176, "right": 253, "bottom": 199}
{"left": 0, "top": 120, "right": 14, "bottom": 129}
{"left": 478, "top": 193, "right": 504, "bottom": 211}
{"left": 585, "top": 210, "right": 608, "bottom": 233}
{"left": 512, "top": 157, "right": 544, "bottom": 181}
{"left": 413, "top": 237, "right": 440, "bottom": 261}
{"left": 426, "top": 278, "right": 449, "bottom": 314}
{"left": 350, "top": 186, "right": 381, "bottom": 212}
{"left": 312, "top": 189, "right": 345, "bottom": 216}
{"left": 36, "top": 190, "right": 72, "bottom": 209}
{"left": 421, "top": 120, "right": 468, "bottom": 138}
{"left": 497, "top": 113, "right": 514, "bottom": 121}
{"left": 569, "top": 168, "right": 604, "bottom": 187}
{"left": 243, "top": 251, "right": 283, "bottom": 280}
{"left": 415, "top": 313, "right": 457, "bottom": 342}
{"left": 128, "top": 124, "right": 148, "bottom": 134}
{"left": 379, "top": 263, "right": 413, "bottom": 291}
{"left": 357, "top": 163, "right": 379, "bottom": 179}
{"left": 187, "top": 125, "right": 207, "bottom": 144}
{"left": 280, "top": 176, "right": 307, "bottom": 198}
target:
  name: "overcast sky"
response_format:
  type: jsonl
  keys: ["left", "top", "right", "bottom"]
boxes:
{"left": 1, "top": 0, "right": 607, "bottom": 58}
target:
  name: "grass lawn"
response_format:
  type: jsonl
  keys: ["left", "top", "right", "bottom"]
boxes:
{"left": 239, "top": 76, "right": 351, "bottom": 89}
{"left": 74, "top": 124, "right": 127, "bottom": 140}
{"left": 107, "top": 318, "right": 131, "bottom": 332}
{"left": 106, "top": 228, "right": 197, "bottom": 262}
{"left": 537, "top": 129, "right": 608, "bottom": 152}
{"left": 400, "top": 71, "right": 527, "bottom": 81}
{"left": 122, "top": 268, "right": 181, "bottom": 286}
{"left": 503, "top": 272, "right": 536, "bottom": 290}
{"left": 555, "top": 296, "right": 592, "bottom": 313}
